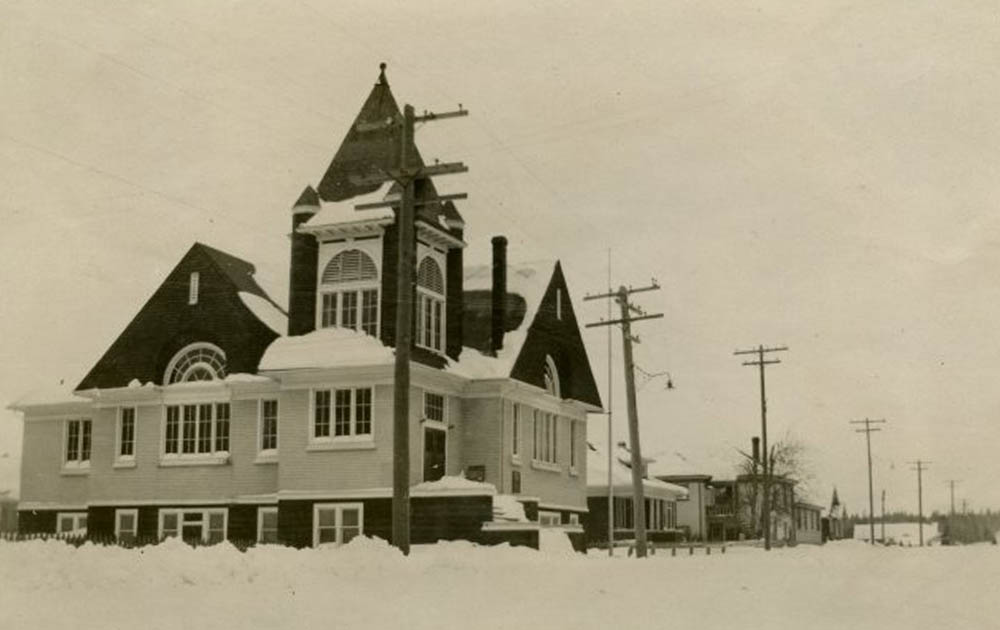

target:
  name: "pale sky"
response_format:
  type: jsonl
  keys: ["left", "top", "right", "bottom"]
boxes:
{"left": 2, "top": 0, "right": 998, "bottom": 515}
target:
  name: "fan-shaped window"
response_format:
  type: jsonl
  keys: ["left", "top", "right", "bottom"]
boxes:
{"left": 416, "top": 256, "right": 446, "bottom": 353}
{"left": 318, "top": 249, "right": 380, "bottom": 337}
{"left": 543, "top": 355, "right": 560, "bottom": 398}
{"left": 165, "top": 343, "right": 227, "bottom": 384}
{"left": 417, "top": 257, "right": 444, "bottom": 294}
{"left": 322, "top": 250, "right": 378, "bottom": 285}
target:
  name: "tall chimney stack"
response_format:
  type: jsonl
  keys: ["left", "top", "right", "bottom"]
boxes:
{"left": 752, "top": 437, "right": 761, "bottom": 469}
{"left": 491, "top": 236, "right": 508, "bottom": 355}
{"left": 287, "top": 186, "right": 320, "bottom": 336}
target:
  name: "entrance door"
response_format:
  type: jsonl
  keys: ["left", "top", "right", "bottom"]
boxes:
{"left": 423, "top": 427, "right": 446, "bottom": 482}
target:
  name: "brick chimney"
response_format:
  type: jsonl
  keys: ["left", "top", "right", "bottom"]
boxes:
{"left": 491, "top": 236, "right": 508, "bottom": 355}
{"left": 752, "top": 437, "right": 761, "bottom": 469}
{"left": 287, "top": 186, "right": 320, "bottom": 336}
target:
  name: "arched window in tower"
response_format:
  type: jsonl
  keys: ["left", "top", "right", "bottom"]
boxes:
{"left": 319, "top": 249, "right": 379, "bottom": 336}
{"left": 543, "top": 355, "right": 560, "bottom": 398}
{"left": 416, "top": 256, "right": 446, "bottom": 352}
{"left": 165, "top": 343, "right": 228, "bottom": 384}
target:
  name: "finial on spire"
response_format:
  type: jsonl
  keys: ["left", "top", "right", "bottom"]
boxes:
{"left": 378, "top": 62, "right": 387, "bottom": 85}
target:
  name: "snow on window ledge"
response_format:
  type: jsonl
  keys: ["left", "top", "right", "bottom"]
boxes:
{"left": 159, "top": 454, "right": 230, "bottom": 467}
{"left": 306, "top": 440, "right": 376, "bottom": 452}
{"left": 60, "top": 465, "right": 90, "bottom": 476}
{"left": 531, "top": 460, "right": 562, "bottom": 473}
{"left": 113, "top": 459, "right": 137, "bottom": 469}
{"left": 568, "top": 467, "right": 579, "bottom": 477}
{"left": 510, "top": 454, "right": 521, "bottom": 466}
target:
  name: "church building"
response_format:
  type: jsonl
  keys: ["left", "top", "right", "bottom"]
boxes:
{"left": 11, "top": 65, "right": 602, "bottom": 549}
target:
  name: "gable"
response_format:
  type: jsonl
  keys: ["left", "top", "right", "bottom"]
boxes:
{"left": 76, "top": 244, "right": 281, "bottom": 390}
{"left": 508, "top": 263, "right": 602, "bottom": 408}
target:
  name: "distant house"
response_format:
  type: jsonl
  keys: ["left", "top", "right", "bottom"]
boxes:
{"left": 821, "top": 488, "right": 846, "bottom": 541}
{"left": 0, "top": 491, "right": 17, "bottom": 532}
{"left": 647, "top": 451, "right": 722, "bottom": 542}
{"left": 793, "top": 502, "right": 823, "bottom": 544}
{"left": 9, "top": 65, "right": 602, "bottom": 549}
{"left": 582, "top": 444, "right": 687, "bottom": 546}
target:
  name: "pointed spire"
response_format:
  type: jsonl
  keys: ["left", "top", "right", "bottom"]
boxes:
{"left": 378, "top": 62, "right": 388, "bottom": 85}
{"left": 293, "top": 185, "right": 319, "bottom": 209}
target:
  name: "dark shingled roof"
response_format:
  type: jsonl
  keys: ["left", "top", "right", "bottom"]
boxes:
{"left": 315, "top": 65, "right": 464, "bottom": 235}
{"left": 294, "top": 185, "right": 319, "bottom": 208}
{"left": 196, "top": 242, "right": 286, "bottom": 315}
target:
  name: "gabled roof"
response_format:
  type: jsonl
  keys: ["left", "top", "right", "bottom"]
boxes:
{"left": 587, "top": 444, "right": 688, "bottom": 501}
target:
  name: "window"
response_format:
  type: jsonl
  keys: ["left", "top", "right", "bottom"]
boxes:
{"left": 258, "top": 507, "right": 279, "bottom": 544}
{"left": 117, "top": 407, "right": 136, "bottom": 460}
{"left": 319, "top": 249, "right": 379, "bottom": 336}
{"left": 569, "top": 421, "right": 576, "bottom": 468}
{"left": 539, "top": 511, "right": 561, "bottom": 527}
{"left": 511, "top": 470, "right": 521, "bottom": 494}
{"left": 568, "top": 513, "right": 580, "bottom": 526}
{"left": 188, "top": 272, "right": 199, "bottom": 305}
{"left": 312, "top": 388, "right": 373, "bottom": 441}
{"left": 424, "top": 392, "right": 445, "bottom": 424}
{"left": 543, "top": 356, "right": 560, "bottom": 398}
{"left": 556, "top": 289, "right": 562, "bottom": 320}
{"left": 313, "top": 503, "right": 363, "bottom": 547}
{"left": 163, "top": 403, "right": 230, "bottom": 458}
{"left": 259, "top": 399, "right": 278, "bottom": 453}
{"left": 64, "top": 419, "right": 91, "bottom": 468}
{"left": 511, "top": 404, "right": 520, "bottom": 457}
{"left": 613, "top": 497, "right": 634, "bottom": 529}
{"left": 416, "top": 257, "right": 445, "bottom": 352}
{"left": 532, "top": 410, "right": 557, "bottom": 464}
{"left": 115, "top": 509, "right": 138, "bottom": 543}
{"left": 159, "top": 508, "right": 227, "bottom": 544}
{"left": 57, "top": 512, "right": 87, "bottom": 537}
{"left": 164, "top": 343, "right": 227, "bottom": 384}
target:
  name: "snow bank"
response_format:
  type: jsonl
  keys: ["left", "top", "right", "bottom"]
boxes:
{"left": 412, "top": 475, "right": 496, "bottom": 495}
{"left": 493, "top": 494, "right": 528, "bottom": 522}
{"left": 258, "top": 327, "right": 394, "bottom": 371}
{"left": 4, "top": 537, "right": 996, "bottom": 630}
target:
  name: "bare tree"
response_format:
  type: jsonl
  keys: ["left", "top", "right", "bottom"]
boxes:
{"left": 735, "top": 432, "right": 813, "bottom": 539}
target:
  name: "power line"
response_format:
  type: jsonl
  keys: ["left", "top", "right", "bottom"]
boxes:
{"left": 850, "top": 418, "right": 886, "bottom": 546}
{"left": 909, "top": 460, "right": 931, "bottom": 546}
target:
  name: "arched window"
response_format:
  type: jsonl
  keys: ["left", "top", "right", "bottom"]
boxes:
{"left": 543, "top": 355, "right": 560, "bottom": 398}
{"left": 416, "top": 256, "right": 445, "bottom": 352}
{"left": 165, "top": 343, "right": 227, "bottom": 384}
{"left": 319, "top": 249, "right": 379, "bottom": 336}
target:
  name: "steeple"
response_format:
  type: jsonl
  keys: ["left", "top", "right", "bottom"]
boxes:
{"left": 316, "top": 63, "right": 423, "bottom": 202}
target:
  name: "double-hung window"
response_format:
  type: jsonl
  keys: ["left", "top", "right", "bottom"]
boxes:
{"left": 416, "top": 256, "right": 445, "bottom": 353}
{"left": 258, "top": 507, "right": 279, "bottom": 544}
{"left": 115, "top": 509, "right": 139, "bottom": 543}
{"left": 64, "top": 419, "right": 92, "bottom": 469}
{"left": 164, "top": 403, "right": 231, "bottom": 458}
{"left": 259, "top": 399, "right": 279, "bottom": 455}
{"left": 312, "top": 388, "right": 373, "bottom": 442}
{"left": 511, "top": 404, "right": 520, "bottom": 458}
{"left": 532, "top": 410, "right": 558, "bottom": 464}
{"left": 117, "top": 407, "right": 136, "bottom": 464}
{"left": 313, "top": 503, "right": 363, "bottom": 547}
{"left": 423, "top": 392, "right": 445, "bottom": 424}
{"left": 319, "top": 249, "right": 379, "bottom": 337}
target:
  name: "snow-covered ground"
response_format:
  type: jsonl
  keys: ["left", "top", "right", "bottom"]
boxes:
{"left": 1, "top": 536, "right": 996, "bottom": 629}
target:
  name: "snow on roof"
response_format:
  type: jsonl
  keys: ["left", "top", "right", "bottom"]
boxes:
{"left": 8, "top": 384, "right": 90, "bottom": 411}
{"left": 587, "top": 445, "right": 688, "bottom": 501}
{"left": 411, "top": 475, "right": 496, "bottom": 496}
{"left": 239, "top": 292, "right": 288, "bottom": 335}
{"left": 646, "top": 450, "right": 719, "bottom": 479}
{"left": 452, "top": 260, "right": 555, "bottom": 379}
{"left": 303, "top": 181, "right": 396, "bottom": 230}
{"left": 258, "top": 328, "right": 394, "bottom": 372}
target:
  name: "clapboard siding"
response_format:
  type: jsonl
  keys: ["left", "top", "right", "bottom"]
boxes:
{"left": 503, "top": 400, "right": 587, "bottom": 509}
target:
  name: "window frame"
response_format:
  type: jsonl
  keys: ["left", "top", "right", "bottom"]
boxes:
{"left": 63, "top": 418, "right": 92, "bottom": 470}
{"left": 115, "top": 407, "right": 137, "bottom": 465}
{"left": 538, "top": 511, "right": 561, "bottom": 527}
{"left": 115, "top": 508, "right": 139, "bottom": 542}
{"left": 158, "top": 507, "right": 228, "bottom": 543}
{"left": 415, "top": 255, "right": 446, "bottom": 354}
{"left": 309, "top": 387, "right": 374, "bottom": 444}
{"left": 543, "top": 355, "right": 561, "bottom": 399}
{"left": 257, "top": 506, "right": 279, "bottom": 544}
{"left": 317, "top": 248, "right": 381, "bottom": 337}
{"left": 257, "top": 398, "right": 279, "bottom": 458}
{"left": 163, "top": 342, "right": 227, "bottom": 385}
{"left": 422, "top": 391, "right": 447, "bottom": 426}
{"left": 511, "top": 403, "right": 521, "bottom": 460}
{"left": 161, "top": 402, "right": 231, "bottom": 462}
{"left": 532, "top": 410, "right": 558, "bottom": 466}
{"left": 312, "top": 503, "right": 364, "bottom": 547}
{"left": 188, "top": 271, "right": 200, "bottom": 305}
{"left": 56, "top": 511, "right": 88, "bottom": 537}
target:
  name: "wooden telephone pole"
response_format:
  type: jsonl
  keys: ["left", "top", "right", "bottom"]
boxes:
{"left": 352, "top": 70, "right": 468, "bottom": 554}
{"left": 880, "top": 489, "right": 886, "bottom": 543}
{"left": 945, "top": 479, "right": 961, "bottom": 516}
{"left": 585, "top": 282, "right": 663, "bottom": 558}
{"left": 909, "top": 460, "right": 930, "bottom": 546}
{"left": 734, "top": 344, "right": 788, "bottom": 551}
{"left": 850, "top": 418, "right": 886, "bottom": 545}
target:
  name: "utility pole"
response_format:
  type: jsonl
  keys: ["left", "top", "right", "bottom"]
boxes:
{"left": 585, "top": 281, "right": 663, "bottom": 558}
{"left": 734, "top": 345, "right": 788, "bottom": 551}
{"left": 880, "top": 489, "right": 886, "bottom": 543}
{"left": 850, "top": 418, "right": 885, "bottom": 545}
{"left": 945, "top": 479, "right": 961, "bottom": 516}
{"left": 909, "top": 460, "right": 930, "bottom": 546}
{"left": 352, "top": 69, "right": 468, "bottom": 555}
